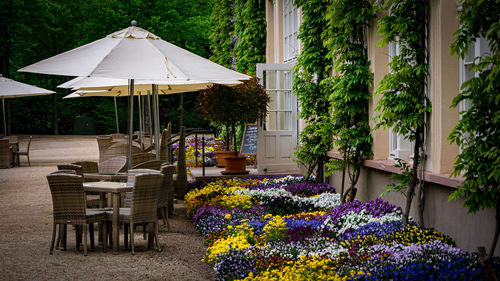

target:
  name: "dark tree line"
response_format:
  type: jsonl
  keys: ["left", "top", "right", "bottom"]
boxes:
{"left": 0, "top": 0, "right": 213, "bottom": 135}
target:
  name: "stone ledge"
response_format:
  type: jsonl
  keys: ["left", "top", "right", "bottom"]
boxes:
{"left": 326, "top": 151, "right": 464, "bottom": 188}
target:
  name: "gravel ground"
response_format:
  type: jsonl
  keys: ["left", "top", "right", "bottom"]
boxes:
{"left": 0, "top": 135, "right": 216, "bottom": 281}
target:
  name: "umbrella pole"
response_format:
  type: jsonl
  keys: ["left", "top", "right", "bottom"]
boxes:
{"left": 2, "top": 97, "right": 6, "bottom": 136}
{"left": 137, "top": 93, "right": 143, "bottom": 149}
{"left": 127, "top": 79, "right": 134, "bottom": 170}
{"left": 147, "top": 91, "right": 153, "bottom": 148}
{"left": 152, "top": 85, "right": 160, "bottom": 160}
{"left": 114, "top": 97, "right": 119, "bottom": 134}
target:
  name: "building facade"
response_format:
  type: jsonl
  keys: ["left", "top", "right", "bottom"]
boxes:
{"left": 257, "top": 0, "right": 498, "bottom": 255}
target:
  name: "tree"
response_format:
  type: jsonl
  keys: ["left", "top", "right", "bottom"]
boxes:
{"left": 374, "top": 0, "right": 430, "bottom": 227}
{"left": 323, "top": 0, "right": 375, "bottom": 203}
{"left": 209, "top": 0, "right": 235, "bottom": 69}
{"left": 293, "top": 0, "right": 332, "bottom": 182}
{"left": 449, "top": 0, "right": 500, "bottom": 269}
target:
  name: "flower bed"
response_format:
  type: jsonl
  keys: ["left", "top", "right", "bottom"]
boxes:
{"left": 172, "top": 137, "right": 256, "bottom": 167}
{"left": 185, "top": 176, "right": 500, "bottom": 281}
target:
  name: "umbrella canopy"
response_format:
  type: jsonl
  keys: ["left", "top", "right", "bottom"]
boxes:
{"left": 19, "top": 21, "right": 249, "bottom": 169}
{"left": 0, "top": 75, "right": 55, "bottom": 135}
{"left": 58, "top": 76, "right": 241, "bottom": 96}
{"left": 0, "top": 75, "right": 55, "bottom": 98}
{"left": 19, "top": 25, "right": 250, "bottom": 82}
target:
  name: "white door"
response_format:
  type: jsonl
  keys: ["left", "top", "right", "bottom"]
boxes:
{"left": 256, "top": 63, "right": 298, "bottom": 172}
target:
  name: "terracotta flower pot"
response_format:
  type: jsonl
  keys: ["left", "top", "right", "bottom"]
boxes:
{"left": 216, "top": 151, "right": 237, "bottom": 167}
{"left": 221, "top": 155, "right": 249, "bottom": 175}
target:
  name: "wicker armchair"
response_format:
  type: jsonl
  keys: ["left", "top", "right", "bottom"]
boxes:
{"left": 0, "top": 139, "right": 11, "bottom": 168}
{"left": 106, "top": 173, "right": 163, "bottom": 255}
{"left": 130, "top": 152, "right": 156, "bottom": 167}
{"left": 72, "top": 161, "right": 99, "bottom": 173}
{"left": 174, "top": 127, "right": 187, "bottom": 198}
{"left": 14, "top": 136, "right": 32, "bottom": 166}
{"left": 159, "top": 164, "right": 175, "bottom": 230}
{"left": 98, "top": 156, "right": 127, "bottom": 174}
{"left": 131, "top": 160, "right": 166, "bottom": 171}
{"left": 102, "top": 142, "right": 142, "bottom": 163}
{"left": 96, "top": 135, "right": 112, "bottom": 163}
{"left": 57, "top": 163, "right": 83, "bottom": 175}
{"left": 46, "top": 173, "right": 107, "bottom": 256}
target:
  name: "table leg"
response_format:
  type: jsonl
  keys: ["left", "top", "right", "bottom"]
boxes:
{"left": 112, "top": 193, "right": 120, "bottom": 254}
{"left": 98, "top": 193, "right": 106, "bottom": 245}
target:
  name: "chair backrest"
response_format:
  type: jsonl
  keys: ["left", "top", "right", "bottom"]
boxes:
{"left": 130, "top": 173, "right": 163, "bottom": 224}
{"left": 46, "top": 173, "right": 87, "bottom": 225}
{"left": 0, "top": 139, "right": 11, "bottom": 168}
{"left": 72, "top": 161, "right": 98, "bottom": 173}
{"left": 57, "top": 163, "right": 83, "bottom": 176}
{"left": 96, "top": 135, "right": 112, "bottom": 162}
{"left": 26, "top": 136, "right": 32, "bottom": 153}
{"left": 102, "top": 142, "right": 141, "bottom": 163}
{"left": 159, "top": 164, "right": 175, "bottom": 208}
{"left": 51, "top": 170, "right": 77, "bottom": 175}
{"left": 98, "top": 156, "right": 127, "bottom": 174}
{"left": 131, "top": 160, "right": 165, "bottom": 171}
{"left": 123, "top": 169, "right": 161, "bottom": 208}
{"left": 130, "top": 152, "right": 156, "bottom": 167}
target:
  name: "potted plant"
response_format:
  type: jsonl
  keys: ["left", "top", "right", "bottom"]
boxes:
{"left": 197, "top": 76, "right": 269, "bottom": 174}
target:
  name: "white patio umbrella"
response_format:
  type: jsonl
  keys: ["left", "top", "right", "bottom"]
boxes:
{"left": 19, "top": 21, "right": 250, "bottom": 168}
{"left": 0, "top": 75, "right": 55, "bottom": 136}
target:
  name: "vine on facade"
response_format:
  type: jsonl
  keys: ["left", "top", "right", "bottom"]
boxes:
{"left": 374, "top": 0, "right": 430, "bottom": 227}
{"left": 209, "top": 0, "right": 235, "bottom": 69}
{"left": 293, "top": 0, "right": 331, "bottom": 182}
{"left": 449, "top": 0, "right": 500, "bottom": 273}
{"left": 323, "top": 0, "right": 375, "bottom": 203}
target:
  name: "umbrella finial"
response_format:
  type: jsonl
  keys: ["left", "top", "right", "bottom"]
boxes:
{"left": 131, "top": 20, "right": 137, "bottom": 26}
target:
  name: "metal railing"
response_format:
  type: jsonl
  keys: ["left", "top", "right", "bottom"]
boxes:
{"left": 164, "top": 128, "right": 216, "bottom": 176}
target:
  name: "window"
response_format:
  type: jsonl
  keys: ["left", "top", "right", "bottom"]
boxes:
{"left": 283, "top": 0, "right": 299, "bottom": 62}
{"left": 459, "top": 37, "right": 490, "bottom": 112}
{"left": 388, "top": 41, "right": 414, "bottom": 162}
{"left": 263, "top": 70, "right": 293, "bottom": 131}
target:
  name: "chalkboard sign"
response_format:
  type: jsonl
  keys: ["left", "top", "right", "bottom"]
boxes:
{"left": 240, "top": 124, "right": 257, "bottom": 155}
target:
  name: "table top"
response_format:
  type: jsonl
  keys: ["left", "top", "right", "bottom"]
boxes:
{"left": 84, "top": 172, "right": 128, "bottom": 182}
{"left": 83, "top": 181, "right": 132, "bottom": 193}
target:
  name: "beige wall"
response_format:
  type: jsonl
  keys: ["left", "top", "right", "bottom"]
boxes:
{"left": 367, "top": 13, "right": 389, "bottom": 160}
{"left": 429, "top": 0, "right": 460, "bottom": 174}
{"left": 328, "top": 168, "right": 499, "bottom": 255}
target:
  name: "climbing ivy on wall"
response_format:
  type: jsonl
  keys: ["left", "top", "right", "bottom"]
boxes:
{"left": 374, "top": 0, "right": 430, "bottom": 227}
{"left": 322, "top": 0, "right": 375, "bottom": 203}
{"left": 293, "top": 0, "right": 332, "bottom": 182}
{"left": 234, "top": 0, "right": 266, "bottom": 75}
{"left": 210, "top": 0, "right": 266, "bottom": 75}
{"left": 449, "top": 0, "right": 500, "bottom": 266}
{"left": 209, "top": 0, "right": 235, "bottom": 69}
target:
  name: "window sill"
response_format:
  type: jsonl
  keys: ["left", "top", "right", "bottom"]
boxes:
{"left": 326, "top": 151, "right": 464, "bottom": 188}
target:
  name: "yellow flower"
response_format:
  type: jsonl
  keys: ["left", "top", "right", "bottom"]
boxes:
{"left": 225, "top": 213, "right": 231, "bottom": 220}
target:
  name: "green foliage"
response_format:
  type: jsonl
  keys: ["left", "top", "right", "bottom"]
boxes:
{"left": 1, "top": 0, "right": 214, "bottom": 134}
{"left": 234, "top": 0, "right": 266, "bottom": 75}
{"left": 322, "top": 0, "right": 375, "bottom": 199}
{"left": 448, "top": 0, "right": 500, "bottom": 215}
{"left": 209, "top": 0, "right": 235, "bottom": 68}
{"left": 293, "top": 0, "right": 332, "bottom": 181}
{"left": 374, "top": 0, "right": 430, "bottom": 226}
{"left": 196, "top": 77, "right": 269, "bottom": 151}
{"left": 381, "top": 158, "right": 412, "bottom": 197}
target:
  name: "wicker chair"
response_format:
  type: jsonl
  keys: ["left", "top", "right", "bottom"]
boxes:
{"left": 131, "top": 160, "right": 166, "bottom": 171}
{"left": 57, "top": 163, "right": 83, "bottom": 175}
{"left": 159, "top": 164, "right": 175, "bottom": 230}
{"left": 72, "top": 161, "right": 99, "bottom": 173}
{"left": 102, "top": 142, "right": 142, "bottom": 163}
{"left": 98, "top": 156, "right": 127, "bottom": 174}
{"left": 106, "top": 173, "right": 163, "bottom": 255}
{"left": 130, "top": 152, "right": 156, "bottom": 167}
{"left": 14, "top": 136, "right": 32, "bottom": 166}
{"left": 174, "top": 127, "right": 187, "bottom": 198}
{"left": 96, "top": 135, "right": 112, "bottom": 163}
{"left": 0, "top": 139, "right": 11, "bottom": 168}
{"left": 46, "top": 173, "right": 107, "bottom": 256}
